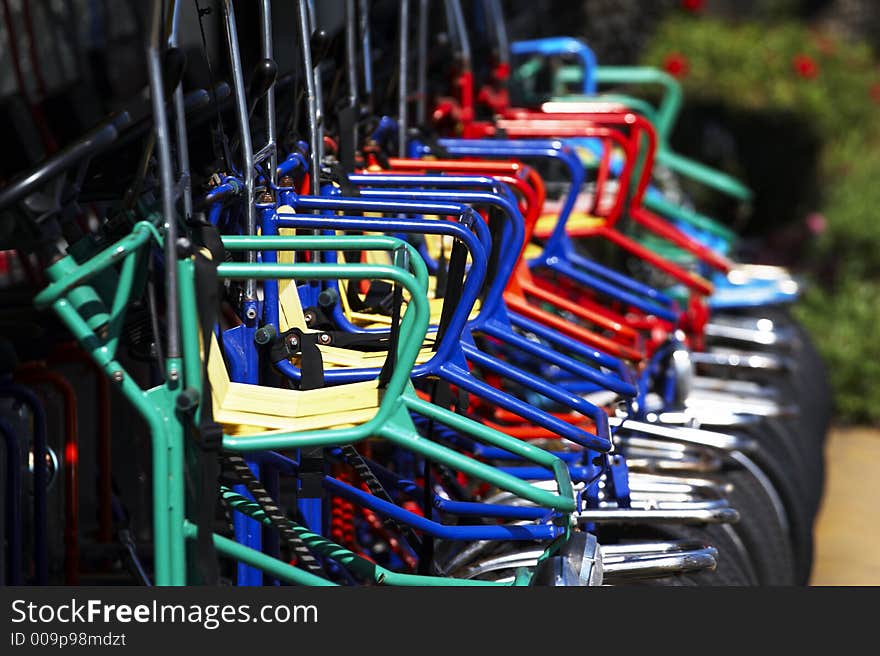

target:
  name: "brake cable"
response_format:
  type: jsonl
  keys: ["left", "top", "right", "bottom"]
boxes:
{"left": 194, "top": 0, "right": 233, "bottom": 175}
{"left": 222, "top": 454, "right": 327, "bottom": 577}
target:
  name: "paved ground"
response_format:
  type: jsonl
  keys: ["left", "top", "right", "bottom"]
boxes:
{"left": 810, "top": 427, "right": 880, "bottom": 585}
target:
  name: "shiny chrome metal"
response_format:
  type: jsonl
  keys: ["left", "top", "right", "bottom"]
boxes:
{"left": 416, "top": 0, "right": 428, "bottom": 125}
{"left": 345, "top": 0, "right": 358, "bottom": 110}
{"left": 306, "top": 0, "right": 324, "bottom": 166}
{"left": 576, "top": 505, "right": 739, "bottom": 525}
{"left": 617, "top": 436, "right": 724, "bottom": 474}
{"left": 222, "top": 0, "right": 257, "bottom": 304}
{"left": 168, "top": 5, "right": 192, "bottom": 222}
{"left": 691, "top": 348, "right": 789, "bottom": 373}
{"left": 455, "top": 548, "right": 544, "bottom": 579}
{"left": 147, "top": 0, "right": 180, "bottom": 358}
{"left": 530, "top": 532, "right": 603, "bottom": 586}
{"left": 454, "top": 540, "right": 718, "bottom": 582}
{"left": 359, "top": 0, "right": 373, "bottom": 102}
{"left": 601, "top": 545, "right": 717, "bottom": 580}
{"left": 627, "top": 472, "right": 731, "bottom": 498}
{"left": 653, "top": 407, "right": 763, "bottom": 429}
{"left": 298, "top": 0, "right": 320, "bottom": 194}
{"left": 398, "top": 0, "right": 409, "bottom": 157}
{"left": 259, "top": 0, "right": 277, "bottom": 187}
{"left": 704, "top": 319, "right": 795, "bottom": 348}
{"left": 683, "top": 390, "right": 794, "bottom": 418}
{"left": 671, "top": 348, "right": 692, "bottom": 406}
{"left": 611, "top": 417, "right": 756, "bottom": 452}
{"left": 691, "top": 375, "right": 780, "bottom": 397}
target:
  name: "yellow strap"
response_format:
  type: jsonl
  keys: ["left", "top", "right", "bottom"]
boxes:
{"left": 207, "top": 332, "right": 381, "bottom": 432}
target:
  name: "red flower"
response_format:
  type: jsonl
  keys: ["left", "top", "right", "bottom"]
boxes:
{"left": 805, "top": 212, "right": 827, "bottom": 235}
{"left": 681, "top": 0, "right": 705, "bottom": 12}
{"left": 663, "top": 52, "right": 690, "bottom": 79}
{"left": 870, "top": 82, "right": 880, "bottom": 104}
{"left": 792, "top": 54, "right": 819, "bottom": 79}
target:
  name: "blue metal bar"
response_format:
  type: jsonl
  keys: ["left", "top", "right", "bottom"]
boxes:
{"left": 566, "top": 249, "right": 676, "bottom": 307}
{"left": 218, "top": 334, "right": 263, "bottom": 586}
{"left": 478, "top": 317, "right": 636, "bottom": 397}
{"left": 329, "top": 449, "right": 552, "bottom": 521}
{"left": 437, "top": 361, "right": 609, "bottom": 449}
{"left": 270, "top": 211, "right": 488, "bottom": 381}
{"left": 548, "top": 258, "right": 678, "bottom": 322}
{"left": 259, "top": 203, "right": 280, "bottom": 331}
{"left": 510, "top": 37, "right": 597, "bottom": 94}
{"left": 459, "top": 341, "right": 610, "bottom": 447}
{"left": 330, "top": 180, "right": 636, "bottom": 399}
{"left": 507, "top": 308, "right": 626, "bottom": 371}
{"left": 322, "top": 476, "right": 560, "bottom": 540}
{"left": 497, "top": 465, "right": 600, "bottom": 483}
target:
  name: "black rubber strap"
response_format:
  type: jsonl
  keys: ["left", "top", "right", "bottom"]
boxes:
{"left": 485, "top": 208, "right": 504, "bottom": 299}
{"left": 338, "top": 104, "right": 358, "bottom": 174}
{"left": 433, "top": 236, "right": 467, "bottom": 349}
{"left": 377, "top": 263, "right": 404, "bottom": 389}
{"left": 269, "top": 327, "right": 326, "bottom": 391}
{"left": 222, "top": 454, "right": 326, "bottom": 576}
{"left": 190, "top": 246, "right": 223, "bottom": 585}
{"left": 339, "top": 445, "right": 422, "bottom": 549}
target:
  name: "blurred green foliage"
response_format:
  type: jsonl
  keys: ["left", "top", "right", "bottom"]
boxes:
{"left": 642, "top": 15, "right": 880, "bottom": 423}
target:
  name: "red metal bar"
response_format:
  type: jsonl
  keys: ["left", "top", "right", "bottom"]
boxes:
{"left": 48, "top": 343, "right": 112, "bottom": 544}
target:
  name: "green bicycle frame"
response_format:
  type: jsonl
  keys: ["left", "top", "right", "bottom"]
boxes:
{"left": 35, "top": 225, "right": 575, "bottom": 585}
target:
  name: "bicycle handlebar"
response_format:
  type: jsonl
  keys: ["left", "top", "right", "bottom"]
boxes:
{"left": 0, "top": 112, "right": 132, "bottom": 212}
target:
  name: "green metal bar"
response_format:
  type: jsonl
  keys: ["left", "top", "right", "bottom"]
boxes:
{"left": 177, "top": 259, "right": 204, "bottom": 408}
{"left": 53, "top": 296, "right": 174, "bottom": 583}
{"left": 181, "top": 521, "right": 337, "bottom": 586}
{"left": 656, "top": 149, "right": 752, "bottom": 202}
{"left": 379, "top": 403, "right": 575, "bottom": 512}
{"left": 33, "top": 221, "right": 160, "bottom": 309}
{"left": 594, "top": 66, "right": 683, "bottom": 144}
{"left": 220, "top": 488, "right": 508, "bottom": 586}
{"left": 103, "top": 247, "right": 143, "bottom": 358}
{"left": 213, "top": 261, "right": 575, "bottom": 512}
{"left": 221, "top": 234, "right": 429, "bottom": 290}
{"left": 153, "top": 376, "right": 186, "bottom": 586}
{"left": 401, "top": 392, "right": 576, "bottom": 512}
{"left": 36, "top": 221, "right": 187, "bottom": 584}
{"left": 215, "top": 261, "right": 426, "bottom": 417}
{"left": 644, "top": 193, "right": 737, "bottom": 242}
{"left": 556, "top": 69, "right": 753, "bottom": 203}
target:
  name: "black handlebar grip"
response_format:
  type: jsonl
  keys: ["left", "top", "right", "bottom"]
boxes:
{"left": 0, "top": 111, "right": 132, "bottom": 212}
{"left": 247, "top": 58, "right": 278, "bottom": 109}
{"left": 310, "top": 29, "right": 331, "bottom": 67}
{"left": 162, "top": 47, "right": 187, "bottom": 97}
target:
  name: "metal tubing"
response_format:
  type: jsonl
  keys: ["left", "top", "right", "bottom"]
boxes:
{"left": 220, "top": 489, "right": 507, "bottom": 586}
{"left": 148, "top": 0, "right": 181, "bottom": 359}
{"left": 169, "top": 5, "right": 193, "bottom": 221}
{"left": 259, "top": 0, "right": 277, "bottom": 187}
{"left": 298, "top": 0, "right": 321, "bottom": 194}
{"left": 323, "top": 476, "right": 559, "bottom": 540}
{"left": 416, "top": 0, "right": 428, "bottom": 125}
{"left": 221, "top": 0, "right": 258, "bottom": 311}
{"left": 398, "top": 0, "right": 409, "bottom": 156}
{"left": 182, "top": 521, "right": 335, "bottom": 586}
